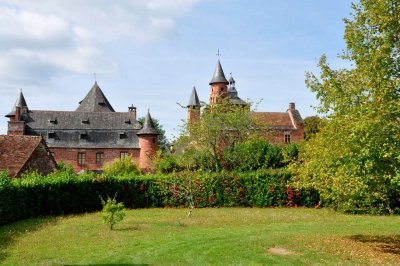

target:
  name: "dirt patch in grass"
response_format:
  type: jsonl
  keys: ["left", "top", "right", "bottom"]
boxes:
{"left": 268, "top": 247, "right": 295, "bottom": 255}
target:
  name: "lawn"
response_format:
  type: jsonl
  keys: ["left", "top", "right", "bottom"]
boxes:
{"left": 0, "top": 208, "right": 399, "bottom": 265}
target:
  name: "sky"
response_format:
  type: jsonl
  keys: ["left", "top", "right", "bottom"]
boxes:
{"left": 0, "top": 0, "right": 355, "bottom": 140}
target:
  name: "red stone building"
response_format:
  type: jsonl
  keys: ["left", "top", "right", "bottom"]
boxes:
{"left": 5, "top": 83, "right": 158, "bottom": 172}
{"left": 187, "top": 60, "right": 304, "bottom": 144}
{"left": 0, "top": 135, "right": 57, "bottom": 178}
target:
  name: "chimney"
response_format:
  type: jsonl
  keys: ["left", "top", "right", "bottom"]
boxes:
{"left": 289, "top": 102, "right": 295, "bottom": 110}
{"left": 15, "top": 106, "right": 21, "bottom": 121}
{"left": 128, "top": 105, "right": 137, "bottom": 121}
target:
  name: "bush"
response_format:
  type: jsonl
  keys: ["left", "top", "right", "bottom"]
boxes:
{"left": 0, "top": 169, "right": 319, "bottom": 225}
{"left": 102, "top": 156, "right": 141, "bottom": 177}
{"left": 100, "top": 194, "right": 125, "bottom": 230}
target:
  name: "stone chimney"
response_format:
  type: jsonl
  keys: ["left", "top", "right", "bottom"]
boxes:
{"left": 289, "top": 102, "right": 296, "bottom": 110}
{"left": 128, "top": 105, "right": 137, "bottom": 121}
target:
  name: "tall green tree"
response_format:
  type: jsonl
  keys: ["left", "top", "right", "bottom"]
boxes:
{"left": 180, "top": 100, "right": 265, "bottom": 171}
{"left": 303, "top": 116, "right": 326, "bottom": 140}
{"left": 293, "top": 0, "right": 400, "bottom": 213}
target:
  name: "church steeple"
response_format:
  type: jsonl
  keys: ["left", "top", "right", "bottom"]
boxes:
{"left": 6, "top": 90, "right": 28, "bottom": 118}
{"left": 209, "top": 60, "right": 229, "bottom": 85}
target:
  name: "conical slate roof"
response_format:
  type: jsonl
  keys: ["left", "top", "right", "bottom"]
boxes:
{"left": 5, "top": 90, "right": 28, "bottom": 117}
{"left": 187, "top": 86, "right": 200, "bottom": 108}
{"left": 209, "top": 60, "right": 229, "bottom": 85}
{"left": 76, "top": 82, "right": 115, "bottom": 112}
{"left": 137, "top": 110, "right": 158, "bottom": 135}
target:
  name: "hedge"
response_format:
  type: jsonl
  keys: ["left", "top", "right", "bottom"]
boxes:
{"left": 0, "top": 170, "right": 319, "bottom": 225}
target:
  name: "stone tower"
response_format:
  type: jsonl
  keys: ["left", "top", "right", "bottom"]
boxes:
{"left": 5, "top": 90, "right": 29, "bottom": 135}
{"left": 187, "top": 86, "right": 201, "bottom": 126}
{"left": 137, "top": 110, "right": 158, "bottom": 172}
{"left": 209, "top": 60, "right": 229, "bottom": 105}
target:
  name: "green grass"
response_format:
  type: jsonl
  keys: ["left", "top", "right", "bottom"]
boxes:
{"left": 1, "top": 208, "right": 399, "bottom": 265}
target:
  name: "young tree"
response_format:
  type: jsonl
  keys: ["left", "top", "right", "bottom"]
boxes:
{"left": 293, "top": 0, "right": 400, "bottom": 213}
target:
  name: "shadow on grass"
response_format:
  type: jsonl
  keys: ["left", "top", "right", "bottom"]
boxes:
{"left": 0, "top": 216, "right": 58, "bottom": 263}
{"left": 348, "top": 235, "right": 400, "bottom": 255}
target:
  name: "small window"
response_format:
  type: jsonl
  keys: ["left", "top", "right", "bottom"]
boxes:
{"left": 96, "top": 152, "right": 104, "bottom": 165}
{"left": 81, "top": 119, "right": 89, "bottom": 124}
{"left": 48, "top": 131, "right": 55, "bottom": 139}
{"left": 284, "top": 132, "right": 291, "bottom": 144}
{"left": 49, "top": 118, "right": 57, "bottom": 124}
{"left": 153, "top": 138, "right": 156, "bottom": 143}
{"left": 80, "top": 131, "right": 88, "bottom": 139}
{"left": 78, "top": 152, "right": 86, "bottom": 165}
{"left": 120, "top": 152, "right": 129, "bottom": 159}
{"left": 119, "top": 132, "right": 127, "bottom": 139}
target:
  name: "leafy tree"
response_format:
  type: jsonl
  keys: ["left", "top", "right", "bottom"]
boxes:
{"left": 138, "top": 116, "right": 169, "bottom": 151}
{"left": 102, "top": 156, "right": 141, "bottom": 177}
{"left": 181, "top": 99, "right": 265, "bottom": 171}
{"left": 100, "top": 194, "right": 125, "bottom": 230}
{"left": 303, "top": 116, "right": 326, "bottom": 140}
{"left": 293, "top": 0, "right": 400, "bottom": 213}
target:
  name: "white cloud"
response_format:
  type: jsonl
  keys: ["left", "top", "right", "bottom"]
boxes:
{"left": 0, "top": 0, "right": 202, "bottom": 83}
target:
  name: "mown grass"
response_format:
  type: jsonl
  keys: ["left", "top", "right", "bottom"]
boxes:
{"left": 0, "top": 208, "right": 399, "bottom": 265}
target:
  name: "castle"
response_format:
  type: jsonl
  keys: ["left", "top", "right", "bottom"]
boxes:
{"left": 187, "top": 60, "right": 304, "bottom": 144}
{"left": 5, "top": 82, "right": 158, "bottom": 172}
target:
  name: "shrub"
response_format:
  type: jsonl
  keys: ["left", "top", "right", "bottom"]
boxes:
{"left": 102, "top": 156, "right": 141, "bottom": 177}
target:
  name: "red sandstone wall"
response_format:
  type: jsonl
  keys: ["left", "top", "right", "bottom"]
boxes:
{"left": 259, "top": 128, "right": 304, "bottom": 145}
{"left": 50, "top": 147, "right": 140, "bottom": 172}
{"left": 138, "top": 135, "right": 158, "bottom": 171}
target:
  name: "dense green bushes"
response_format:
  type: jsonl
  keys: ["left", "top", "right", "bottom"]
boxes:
{"left": 0, "top": 169, "right": 318, "bottom": 225}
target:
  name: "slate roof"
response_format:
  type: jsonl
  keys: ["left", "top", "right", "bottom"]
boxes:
{"left": 6, "top": 91, "right": 28, "bottom": 117}
{"left": 187, "top": 86, "right": 201, "bottom": 108}
{"left": 137, "top": 110, "right": 158, "bottom": 135}
{"left": 252, "top": 112, "right": 298, "bottom": 130}
{"left": 0, "top": 135, "right": 43, "bottom": 177}
{"left": 76, "top": 82, "right": 115, "bottom": 112}
{"left": 22, "top": 111, "right": 142, "bottom": 148}
{"left": 209, "top": 60, "right": 229, "bottom": 85}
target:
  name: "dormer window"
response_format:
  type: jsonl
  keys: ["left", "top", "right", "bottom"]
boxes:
{"left": 80, "top": 131, "right": 88, "bottom": 139}
{"left": 48, "top": 131, "right": 55, "bottom": 139}
{"left": 98, "top": 101, "right": 106, "bottom": 106}
{"left": 119, "top": 132, "right": 127, "bottom": 139}
{"left": 49, "top": 118, "right": 57, "bottom": 124}
{"left": 81, "top": 119, "right": 89, "bottom": 124}
{"left": 124, "top": 118, "right": 131, "bottom": 124}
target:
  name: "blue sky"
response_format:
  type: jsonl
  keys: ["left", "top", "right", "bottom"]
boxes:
{"left": 0, "top": 0, "right": 355, "bottom": 139}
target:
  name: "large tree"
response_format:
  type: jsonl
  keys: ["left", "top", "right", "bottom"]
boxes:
{"left": 293, "top": 0, "right": 400, "bottom": 213}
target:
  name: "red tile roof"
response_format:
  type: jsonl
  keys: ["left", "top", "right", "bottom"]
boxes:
{"left": 252, "top": 112, "right": 295, "bottom": 129}
{"left": 0, "top": 135, "right": 43, "bottom": 177}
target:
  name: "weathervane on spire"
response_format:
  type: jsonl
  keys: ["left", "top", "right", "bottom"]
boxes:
{"left": 216, "top": 49, "right": 221, "bottom": 59}
{"left": 93, "top": 72, "right": 97, "bottom": 83}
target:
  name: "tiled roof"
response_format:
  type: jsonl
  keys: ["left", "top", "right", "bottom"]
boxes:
{"left": 0, "top": 135, "right": 42, "bottom": 177}
{"left": 137, "top": 110, "right": 158, "bottom": 135}
{"left": 252, "top": 112, "right": 296, "bottom": 130}
{"left": 209, "top": 60, "right": 229, "bottom": 85}
{"left": 22, "top": 111, "right": 142, "bottom": 148}
{"left": 76, "top": 82, "right": 115, "bottom": 112}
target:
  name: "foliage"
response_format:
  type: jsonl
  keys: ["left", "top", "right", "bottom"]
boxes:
{"left": 180, "top": 99, "right": 266, "bottom": 171}
{"left": 0, "top": 169, "right": 318, "bottom": 225}
{"left": 100, "top": 194, "right": 125, "bottom": 230}
{"left": 293, "top": 0, "right": 400, "bottom": 213}
{"left": 303, "top": 116, "right": 326, "bottom": 140}
{"left": 102, "top": 156, "right": 141, "bottom": 177}
{"left": 138, "top": 116, "right": 169, "bottom": 151}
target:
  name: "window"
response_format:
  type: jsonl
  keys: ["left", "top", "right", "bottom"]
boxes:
{"left": 284, "top": 132, "right": 291, "bottom": 144}
{"left": 78, "top": 152, "right": 86, "bottom": 165}
{"left": 120, "top": 152, "right": 129, "bottom": 159}
{"left": 48, "top": 131, "right": 55, "bottom": 139}
{"left": 96, "top": 152, "right": 104, "bottom": 165}
{"left": 119, "top": 132, "right": 127, "bottom": 139}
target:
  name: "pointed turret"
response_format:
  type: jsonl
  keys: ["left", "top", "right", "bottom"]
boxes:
{"left": 76, "top": 82, "right": 115, "bottom": 112}
{"left": 6, "top": 90, "right": 28, "bottom": 118}
{"left": 209, "top": 60, "right": 229, "bottom": 85}
{"left": 137, "top": 110, "right": 158, "bottom": 135}
{"left": 187, "top": 86, "right": 200, "bottom": 108}
{"left": 137, "top": 110, "right": 158, "bottom": 172}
